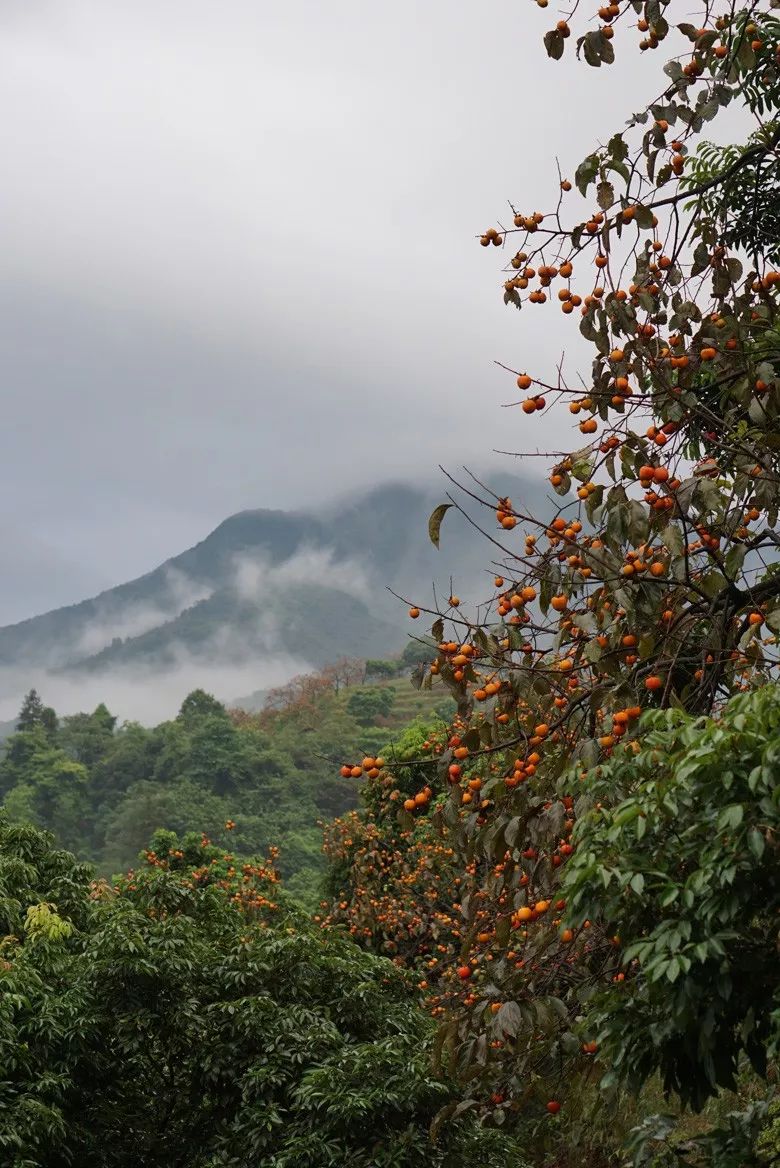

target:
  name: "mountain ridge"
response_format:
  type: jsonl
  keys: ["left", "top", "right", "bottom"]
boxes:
{"left": 0, "top": 472, "right": 539, "bottom": 719}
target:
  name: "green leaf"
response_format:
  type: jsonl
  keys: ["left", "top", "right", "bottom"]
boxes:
{"left": 496, "top": 1000, "right": 523, "bottom": 1036}
{"left": 717, "top": 804, "right": 743, "bottom": 831}
{"left": 505, "top": 817, "right": 521, "bottom": 848}
{"left": 638, "top": 633, "right": 655, "bottom": 659}
{"left": 581, "top": 31, "right": 602, "bottom": 67}
{"left": 608, "top": 133, "right": 628, "bottom": 162}
{"left": 748, "top": 829, "right": 765, "bottom": 859}
{"left": 609, "top": 158, "right": 631, "bottom": 183}
{"left": 634, "top": 206, "right": 655, "bottom": 230}
{"left": 463, "top": 728, "right": 482, "bottom": 751}
{"left": 575, "top": 153, "right": 600, "bottom": 196}
{"left": 543, "top": 28, "right": 565, "bottom": 60}
{"left": 495, "top": 914, "right": 511, "bottom": 948}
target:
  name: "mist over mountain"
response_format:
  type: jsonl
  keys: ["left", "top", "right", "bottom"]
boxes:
{"left": 0, "top": 473, "right": 537, "bottom": 723}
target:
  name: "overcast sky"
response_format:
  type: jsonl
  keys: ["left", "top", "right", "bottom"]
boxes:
{"left": 0, "top": 0, "right": 680, "bottom": 623}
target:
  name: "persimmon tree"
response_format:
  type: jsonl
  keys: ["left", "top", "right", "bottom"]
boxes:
{"left": 323, "top": 720, "right": 475, "bottom": 1018}
{"left": 330, "top": 0, "right": 780, "bottom": 1142}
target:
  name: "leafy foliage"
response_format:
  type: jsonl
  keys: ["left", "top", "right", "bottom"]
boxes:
{"left": 757, "top": 1097, "right": 780, "bottom": 1166}
{"left": 0, "top": 684, "right": 372, "bottom": 902}
{"left": 564, "top": 685, "right": 780, "bottom": 1109}
{"left": 0, "top": 816, "right": 529, "bottom": 1167}
{"left": 1, "top": 651, "right": 454, "bottom": 912}
{"left": 346, "top": 686, "right": 395, "bottom": 724}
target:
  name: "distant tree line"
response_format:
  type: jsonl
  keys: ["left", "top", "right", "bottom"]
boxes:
{"left": 0, "top": 648, "right": 449, "bottom": 905}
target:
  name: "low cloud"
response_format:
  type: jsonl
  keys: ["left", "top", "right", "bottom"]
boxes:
{"left": 0, "top": 543, "right": 360, "bottom": 723}
{"left": 0, "top": 541, "right": 383, "bottom": 728}
{"left": 74, "top": 568, "right": 214, "bottom": 658}
{"left": 0, "top": 646, "right": 310, "bottom": 728}
{"left": 231, "top": 546, "right": 372, "bottom": 605}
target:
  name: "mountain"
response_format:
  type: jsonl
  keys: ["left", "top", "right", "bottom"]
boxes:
{"left": 0, "top": 473, "right": 538, "bottom": 720}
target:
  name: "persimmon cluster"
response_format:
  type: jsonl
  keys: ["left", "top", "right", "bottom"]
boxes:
{"left": 320, "top": 765, "right": 616, "bottom": 1025}
{"left": 339, "top": 755, "right": 386, "bottom": 781}
{"left": 122, "top": 833, "right": 281, "bottom": 917}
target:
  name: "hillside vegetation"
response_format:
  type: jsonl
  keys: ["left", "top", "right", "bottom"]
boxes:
{"left": 0, "top": 816, "right": 529, "bottom": 1167}
{"left": 0, "top": 651, "right": 453, "bottom": 905}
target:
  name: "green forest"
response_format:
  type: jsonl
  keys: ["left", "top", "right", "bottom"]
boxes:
{"left": 0, "top": 643, "right": 449, "bottom": 906}
{"left": 6, "top": 4, "right": 780, "bottom": 1167}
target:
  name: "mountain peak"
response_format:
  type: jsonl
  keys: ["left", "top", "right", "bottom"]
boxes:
{"left": 0, "top": 473, "right": 538, "bottom": 722}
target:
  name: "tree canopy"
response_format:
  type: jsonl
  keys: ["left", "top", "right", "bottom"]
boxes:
{"left": 0, "top": 816, "right": 528, "bottom": 1168}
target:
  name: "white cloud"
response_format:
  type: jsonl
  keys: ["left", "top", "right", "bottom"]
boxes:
{"left": 231, "top": 546, "right": 372, "bottom": 605}
{"left": 73, "top": 569, "right": 214, "bottom": 658}
{"left": 0, "top": 544, "right": 377, "bottom": 723}
{"left": 0, "top": 648, "right": 311, "bottom": 727}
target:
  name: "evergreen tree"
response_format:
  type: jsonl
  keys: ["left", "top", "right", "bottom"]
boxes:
{"left": 59, "top": 705, "right": 117, "bottom": 768}
{"left": 16, "top": 688, "right": 45, "bottom": 731}
{"left": 40, "top": 707, "right": 57, "bottom": 738}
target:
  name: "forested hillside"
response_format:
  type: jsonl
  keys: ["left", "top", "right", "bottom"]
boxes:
{"left": 0, "top": 648, "right": 453, "bottom": 904}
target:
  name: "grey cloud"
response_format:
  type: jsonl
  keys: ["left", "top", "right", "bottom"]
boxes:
{"left": 0, "top": 0, "right": 700, "bottom": 620}
{"left": 0, "top": 518, "right": 112, "bottom": 623}
{"left": 72, "top": 569, "right": 214, "bottom": 658}
{"left": 231, "top": 547, "right": 372, "bottom": 605}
